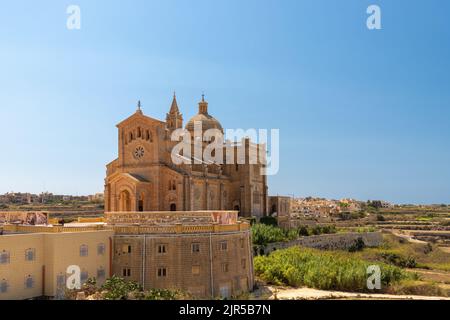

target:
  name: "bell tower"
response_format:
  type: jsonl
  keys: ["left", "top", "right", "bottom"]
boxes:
{"left": 166, "top": 92, "right": 183, "bottom": 131}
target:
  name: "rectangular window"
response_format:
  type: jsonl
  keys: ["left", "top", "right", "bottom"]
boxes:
{"left": 97, "top": 243, "right": 106, "bottom": 256}
{"left": 122, "top": 268, "right": 131, "bottom": 277}
{"left": 25, "top": 276, "right": 34, "bottom": 289}
{"left": 192, "top": 265, "right": 200, "bottom": 275}
{"left": 56, "top": 275, "right": 65, "bottom": 287}
{"left": 80, "top": 245, "right": 88, "bottom": 257}
{"left": 0, "top": 281, "right": 8, "bottom": 293}
{"left": 97, "top": 268, "right": 106, "bottom": 279}
{"left": 0, "top": 252, "right": 10, "bottom": 264}
{"left": 191, "top": 243, "right": 200, "bottom": 253}
{"left": 241, "top": 259, "right": 246, "bottom": 269}
{"left": 240, "top": 238, "right": 245, "bottom": 249}
{"left": 157, "top": 244, "right": 167, "bottom": 254}
{"left": 25, "top": 248, "right": 36, "bottom": 261}
{"left": 157, "top": 267, "right": 167, "bottom": 277}
{"left": 219, "top": 241, "right": 228, "bottom": 251}
{"left": 221, "top": 263, "right": 229, "bottom": 273}
{"left": 80, "top": 271, "right": 88, "bottom": 283}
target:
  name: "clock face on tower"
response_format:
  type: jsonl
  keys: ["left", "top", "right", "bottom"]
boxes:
{"left": 133, "top": 146, "right": 145, "bottom": 160}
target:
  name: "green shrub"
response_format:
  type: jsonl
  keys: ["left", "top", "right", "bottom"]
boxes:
{"left": 101, "top": 275, "right": 142, "bottom": 300}
{"left": 348, "top": 237, "right": 366, "bottom": 252}
{"left": 144, "top": 288, "right": 189, "bottom": 300}
{"left": 296, "top": 225, "right": 337, "bottom": 237}
{"left": 297, "top": 226, "right": 309, "bottom": 236}
{"left": 251, "top": 224, "right": 290, "bottom": 246}
{"left": 259, "top": 216, "right": 278, "bottom": 226}
{"left": 379, "top": 252, "right": 417, "bottom": 268}
{"left": 254, "top": 247, "right": 408, "bottom": 292}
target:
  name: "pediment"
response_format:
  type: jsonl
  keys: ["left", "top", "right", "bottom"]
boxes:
{"left": 107, "top": 172, "right": 152, "bottom": 184}
{"left": 116, "top": 110, "right": 165, "bottom": 129}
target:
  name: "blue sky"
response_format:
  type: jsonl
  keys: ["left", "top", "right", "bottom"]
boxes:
{"left": 0, "top": 0, "right": 449, "bottom": 204}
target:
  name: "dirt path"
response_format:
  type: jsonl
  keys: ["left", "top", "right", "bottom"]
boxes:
{"left": 407, "top": 268, "right": 450, "bottom": 283}
{"left": 266, "top": 286, "right": 450, "bottom": 300}
{"left": 388, "top": 230, "right": 427, "bottom": 244}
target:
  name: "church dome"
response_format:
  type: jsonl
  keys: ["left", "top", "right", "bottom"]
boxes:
{"left": 185, "top": 95, "right": 223, "bottom": 133}
{"left": 186, "top": 113, "right": 223, "bottom": 132}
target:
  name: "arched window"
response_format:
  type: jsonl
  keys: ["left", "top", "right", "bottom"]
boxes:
{"left": 172, "top": 181, "right": 176, "bottom": 191}
{"left": 170, "top": 203, "right": 176, "bottom": 211}
{"left": 137, "top": 127, "right": 141, "bottom": 138}
{"left": 25, "top": 275, "right": 34, "bottom": 289}
{"left": 119, "top": 190, "right": 131, "bottom": 212}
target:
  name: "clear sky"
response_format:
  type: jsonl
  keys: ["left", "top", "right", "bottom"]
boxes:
{"left": 0, "top": 0, "right": 449, "bottom": 204}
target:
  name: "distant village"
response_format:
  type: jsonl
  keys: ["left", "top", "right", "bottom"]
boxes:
{"left": 0, "top": 192, "right": 104, "bottom": 207}
{"left": 290, "top": 197, "right": 394, "bottom": 219}
{"left": 0, "top": 191, "right": 395, "bottom": 219}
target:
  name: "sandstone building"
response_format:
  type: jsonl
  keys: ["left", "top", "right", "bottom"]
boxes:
{"left": 104, "top": 95, "right": 269, "bottom": 218}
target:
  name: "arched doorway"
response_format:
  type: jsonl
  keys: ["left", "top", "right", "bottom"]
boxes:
{"left": 233, "top": 205, "right": 240, "bottom": 215}
{"left": 119, "top": 190, "right": 131, "bottom": 212}
{"left": 170, "top": 203, "right": 176, "bottom": 211}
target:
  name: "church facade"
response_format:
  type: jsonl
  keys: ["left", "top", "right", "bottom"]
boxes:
{"left": 104, "top": 94, "right": 269, "bottom": 218}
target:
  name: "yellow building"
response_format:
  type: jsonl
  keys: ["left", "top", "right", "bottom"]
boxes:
{"left": 0, "top": 226, "right": 113, "bottom": 300}
{"left": 0, "top": 209, "right": 253, "bottom": 300}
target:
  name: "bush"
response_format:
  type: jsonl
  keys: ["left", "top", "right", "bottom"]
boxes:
{"left": 376, "top": 214, "right": 385, "bottom": 221}
{"left": 259, "top": 216, "right": 278, "bottom": 227}
{"left": 66, "top": 275, "right": 189, "bottom": 300}
{"left": 379, "top": 252, "right": 417, "bottom": 268}
{"left": 144, "top": 288, "right": 189, "bottom": 300}
{"left": 101, "top": 275, "right": 142, "bottom": 300}
{"left": 296, "top": 225, "right": 337, "bottom": 237}
{"left": 297, "top": 226, "right": 309, "bottom": 237}
{"left": 348, "top": 237, "right": 366, "bottom": 252}
{"left": 424, "top": 243, "right": 433, "bottom": 254}
{"left": 251, "top": 224, "right": 291, "bottom": 246}
{"left": 254, "top": 247, "right": 408, "bottom": 292}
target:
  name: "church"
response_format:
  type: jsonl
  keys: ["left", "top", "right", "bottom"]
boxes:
{"left": 104, "top": 94, "right": 269, "bottom": 218}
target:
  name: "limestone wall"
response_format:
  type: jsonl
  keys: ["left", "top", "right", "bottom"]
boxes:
{"left": 112, "top": 230, "right": 254, "bottom": 298}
